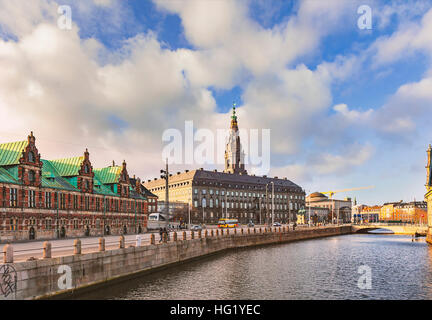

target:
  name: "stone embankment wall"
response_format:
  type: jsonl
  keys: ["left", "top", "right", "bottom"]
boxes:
{"left": 1, "top": 225, "right": 352, "bottom": 300}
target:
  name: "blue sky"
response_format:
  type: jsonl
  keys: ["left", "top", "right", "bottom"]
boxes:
{"left": 0, "top": 0, "right": 431, "bottom": 205}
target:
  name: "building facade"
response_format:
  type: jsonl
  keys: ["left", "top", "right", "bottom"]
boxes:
{"left": 144, "top": 107, "right": 305, "bottom": 225}
{"left": 425, "top": 145, "right": 432, "bottom": 243}
{"left": 379, "top": 201, "right": 427, "bottom": 224}
{"left": 0, "top": 132, "right": 155, "bottom": 242}
{"left": 305, "top": 192, "right": 352, "bottom": 223}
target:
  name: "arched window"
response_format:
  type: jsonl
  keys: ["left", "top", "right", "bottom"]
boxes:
{"left": 29, "top": 170, "right": 35, "bottom": 182}
{"left": 28, "top": 152, "right": 35, "bottom": 163}
{"left": 84, "top": 164, "right": 89, "bottom": 174}
{"left": 202, "top": 198, "right": 206, "bottom": 208}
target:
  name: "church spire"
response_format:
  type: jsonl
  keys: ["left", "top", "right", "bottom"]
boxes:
{"left": 224, "top": 102, "right": 247, "bottom": 175}
{"left": 230, "top": 102, "right": 238, "bottom": 131}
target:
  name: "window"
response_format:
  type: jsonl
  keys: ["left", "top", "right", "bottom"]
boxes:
{"left": 45, "top": 192, "right": 52, "bottom": 208}
{"left": 45, "top": 218, "right": 52, "bottom": 230}
{"left": 209, "top": 189, "right": 213, "bottom": 195}
{"left": 194, "top": 200, "right": 198, "bottom": 208}
{"left": 73, "top": 195, "right": 78, "bottom": 209}
{"left": 202, "top": 198, "right": 207, "bottom": 208}
{"left": 194, "top": 189, "right": 198, "bottom": 194}
{"left": 60, "top": 193, "right": 66, "bottom": 210}
{"left": 29, "top": 190, "right": 36, "bottom": 208}
{"left": 28, "top": 151, "right": 35, "bottom": 162}
{"left": 29, "top": 170, "right": 36, "bottom": 183}
{"left": 10, "top": 188, "right": 17, "bottom": 207}
{"left": 84, "top": 164, "right": 89, "bottom": 173}
{"left": 209, "top": 199, "right": 213, "bottom": 208}
{"left": 202, "top": 189, "right": 207, "bottom": 195}
{"left": 73, "top": 219, "right": 79, "bottom": 229}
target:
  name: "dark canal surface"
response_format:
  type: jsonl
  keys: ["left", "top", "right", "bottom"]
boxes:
{"left": 77, "top": 234, "right": 432, "bottom": 300}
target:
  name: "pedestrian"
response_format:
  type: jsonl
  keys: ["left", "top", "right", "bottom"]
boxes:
{"left": 159, "top": 227, "right": 163, "bottom": 243}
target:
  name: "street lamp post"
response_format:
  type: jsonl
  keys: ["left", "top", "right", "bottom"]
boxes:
{"left": 188, "top": 198, "right": 191, "bottom": 229}
{"left": 265, "top": 184, "right": 269, "bottom": 225}
{"left": 160, "top": 158, "right": 169, "bottom": 222}
{"left": 271, "top": 182, "right": 274, "bottom": 226}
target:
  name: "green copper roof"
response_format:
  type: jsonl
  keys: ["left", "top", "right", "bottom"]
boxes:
{"left": 0, "top": 167, "right": 18, "bottom": 184}
{"left": 94, "top": 166, "right": 121, "bottom": 184}
{"left": 41, "top": 160, "right": 76, "bottom": 190}
{"left": 49, "top": 156, "right": 84, "bottom": 177}
{"left": 0, "top": 140, "right": 27, "bottom": 166}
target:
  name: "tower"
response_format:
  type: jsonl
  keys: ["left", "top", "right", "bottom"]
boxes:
{"left": 426, "top": 144, "right": 432, "bottom": 190}
{"left": 224, "top": 103, "right": 247, "bottom": 175}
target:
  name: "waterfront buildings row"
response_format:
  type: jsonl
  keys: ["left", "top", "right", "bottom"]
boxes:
{"left": 352, "top": 201, "right": 427, "bottom": 224}
{"left": 0, "top": 132, "right": 157, "bottom": 241}
{"left": 144, "top": 107, "right": 306, "bottom": 225}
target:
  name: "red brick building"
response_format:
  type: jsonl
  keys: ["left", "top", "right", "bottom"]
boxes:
{"left": 0, "top": 132, "right": 157, "bottom": 242}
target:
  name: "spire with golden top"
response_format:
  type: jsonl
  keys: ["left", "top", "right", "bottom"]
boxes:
{"left": 230, "top": 102, "right": 238, "bottom": 131}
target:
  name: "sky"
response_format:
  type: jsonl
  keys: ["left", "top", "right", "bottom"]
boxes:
{"left": 0, "top": 0, "right": 431, "bottom": 205}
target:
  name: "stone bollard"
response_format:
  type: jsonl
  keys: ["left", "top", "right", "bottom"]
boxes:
{"left": 150, "top": 234, "right": 155, "bottom": 245}
{"left": 3, "top": 244, "right": 13, "bottom": 263}
{"left": 259, "top": 228, "right": 262, "bottom": 233}
{"left": 248, "top": 228, "right": 251, "bottom": 234}
{"left": 216, "top": 229, "right": 219, "bottom": 237}
{"left": 163, "top": 232, "right": 167, "bottom": 243}
{"left": 279, "top": 227, "right": 281, "bottom": 233}
{"left": 198, "top": 230, "right": 202, "bottom": 239}
{"left": 241, "top": 228, "right": 244, "bottom": 234}
{"left": 234, "top": 228, "right": 237, "bottom": 235}
{"left": 182, "top": 231, "right": 187, "bottom": 241}
{"left": 221, "top": 229, "right": 224, "bottom": 236}
{"left": 211, "top": 230, "right": 214, "bottom": 237}
{"left": 173, "top": 232, "right": 177, "bottom": 241}
{"left": 99, "top": 237, "right": 105, "bottom": 252}
{"left": 282, "top": 227, "right": 285, "bottom": 233}
{"left": 253, "top": 228, "right": 255, "bottom": 234}
{"left": 226, "top": 229, "right": 230, "bottom": 235}
{"left": 191, "top": 231, "right": 195, "bottom": 240}
{"left": 204, "top": 230, "right": 208, "bottom": 238}
{"left": 119, "top": 235, "right": 125, "bottom": 248}
{"left": 43, "top": 241, "right": 52, "bottom": 259}
{"left": 74, "top": 239, "right": 82, "bottom": 255}
{"left": 136, "top": 235, "right": 142, "bottom": 247}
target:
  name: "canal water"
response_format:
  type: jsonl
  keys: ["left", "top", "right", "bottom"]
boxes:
{"left": 78, "top": 233, "right": 432, "bottom": 300}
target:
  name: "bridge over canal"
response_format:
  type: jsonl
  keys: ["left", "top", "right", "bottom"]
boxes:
{"left": 352, "top": 223, "right": 427, "bottom": 235}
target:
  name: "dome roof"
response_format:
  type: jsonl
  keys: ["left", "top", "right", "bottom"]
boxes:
{"left": 309, "top": 192, "right": 328, "bottom": 199}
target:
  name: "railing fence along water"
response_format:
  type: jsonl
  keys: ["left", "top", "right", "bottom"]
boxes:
{"left": 3, "top": 225, "right": 349, "bottom": 263}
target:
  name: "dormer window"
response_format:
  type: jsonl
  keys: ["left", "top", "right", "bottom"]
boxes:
{"left": 28, "top": 152, "right": 35, "bottom": 163}
{"left": 84, "top": 164, "right": 89, "bottom": 174}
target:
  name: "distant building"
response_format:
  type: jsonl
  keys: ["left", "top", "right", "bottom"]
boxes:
{"left": 380, "top": 201, "right": 427, "bottom": 223}
{"left": 425, "top": 145, "right": 432, "bottom": 243}
{"left": 357, "top": 205, "right": 381, "bottom": 223}
{"left": 302, "top": 206, "right": 330, "bottom": 224}
{"left": 306, "top": 192, "right": 352, "bottom": 223}
{"left": 144, "top": 106, "right": 305, "bottom": 225}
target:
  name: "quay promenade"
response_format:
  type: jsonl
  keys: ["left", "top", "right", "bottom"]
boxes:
{"left": 1, "top": 225, "right": 352, "bottom": 300}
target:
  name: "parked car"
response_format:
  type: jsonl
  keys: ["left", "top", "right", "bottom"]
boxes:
{"left": 247, "top": 222, "right": 255, "bottom": 227}
{"left": 191, "top": 225, "right": 203, "bottom": 231}
{"left": 272, "top": 222, "right": 281, "bottom": 227}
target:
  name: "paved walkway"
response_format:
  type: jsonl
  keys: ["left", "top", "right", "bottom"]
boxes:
{"left": 6, "top": 224, "right": 340, "bottom": 262}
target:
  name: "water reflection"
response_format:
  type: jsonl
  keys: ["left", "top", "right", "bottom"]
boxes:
{"left": 76, "top": 234, "right": 432, "bottom": 300}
